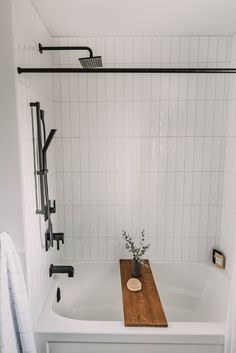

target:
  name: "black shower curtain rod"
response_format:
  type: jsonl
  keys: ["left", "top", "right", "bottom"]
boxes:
{"left": 17, "top": 67, "right": 236, "bottom": 74}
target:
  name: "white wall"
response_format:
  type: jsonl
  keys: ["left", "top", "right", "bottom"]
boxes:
{"left": 0, "top": 0, "right": 24, "bottom": 250}
{"left": 11, "top": 0, "right": 60, "bottom": 325}
{"left": 53, "top": 36, "right": 231, "bottom": 263}
{"left": 220, "top": 33, "right": 236, "bottom": 275}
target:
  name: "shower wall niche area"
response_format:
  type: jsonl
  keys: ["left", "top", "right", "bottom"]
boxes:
{"left": 52, "top": 36, "right": 230, "bottom": 263}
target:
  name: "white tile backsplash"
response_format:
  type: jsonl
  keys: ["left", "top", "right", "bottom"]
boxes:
{"left": 52, "top": 35, "right": 231, "bottom": 263}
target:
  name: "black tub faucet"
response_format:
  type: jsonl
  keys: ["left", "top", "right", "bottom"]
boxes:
{"left": 49, "top": 264, "right": 74, "bottom": 277}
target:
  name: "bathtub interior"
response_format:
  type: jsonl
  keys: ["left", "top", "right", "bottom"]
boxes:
{"left": 52, "top": 262, "right": 229, "bottom": 323}
{"left": 52, "top": 263, "right": 123, "bottom": 321}
{"left": 152, "top": 263, "right": 229, "bottom": 322}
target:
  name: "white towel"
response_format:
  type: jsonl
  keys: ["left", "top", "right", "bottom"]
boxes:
{"left": 0, "top": 232, "right": 36, "bottom": 353}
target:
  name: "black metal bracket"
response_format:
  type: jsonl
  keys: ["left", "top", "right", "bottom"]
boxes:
{"left": 38, "top": 43, "right": 44, "bottom": 54}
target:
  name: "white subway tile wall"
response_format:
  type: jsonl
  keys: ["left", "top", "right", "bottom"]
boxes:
{"left": 220, "top": 33, "right": 236, "bottom": 275}
{"left": 53, "top": 36, "right": 231, "bottom": 262}
{"left": 11, "top": 0, "right": 59, "bottom": 325}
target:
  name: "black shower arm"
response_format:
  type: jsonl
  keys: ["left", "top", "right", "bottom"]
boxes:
{"left": 39, "top": 43, "right": 93, "bottom": 57}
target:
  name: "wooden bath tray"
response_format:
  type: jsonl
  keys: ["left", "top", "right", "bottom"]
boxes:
{"left": 119, "top": 259, "right": 168, "bottom": 327}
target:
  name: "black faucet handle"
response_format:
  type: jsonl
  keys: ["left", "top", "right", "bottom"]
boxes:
{"left": 53, "top": 232, "right": 64, "bottom": 250}
{"left": 50, "top": 200, "right": 56, "bottom": 214}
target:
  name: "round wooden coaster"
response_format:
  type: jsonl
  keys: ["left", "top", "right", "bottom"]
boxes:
{"left": 127, "top": 278, "right": 142, "bottom": 292}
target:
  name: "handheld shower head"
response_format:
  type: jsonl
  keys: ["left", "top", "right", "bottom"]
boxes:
{"left": 79, "top": 55, "right": 103, "bottom": 68}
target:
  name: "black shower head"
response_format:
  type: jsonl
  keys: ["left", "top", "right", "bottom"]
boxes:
{"left": 37, "top": 43, "right": 103, "bottom": 68}
{"left": 79, "top": 55, "right": 103, "bottom": 68}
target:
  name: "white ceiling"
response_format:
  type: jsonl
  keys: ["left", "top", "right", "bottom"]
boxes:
{"left": 32, "top": 0, "right": 236, "bottom": 37}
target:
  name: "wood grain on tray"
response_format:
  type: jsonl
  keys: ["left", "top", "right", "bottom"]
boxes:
{"left": 120, "top": 259, "right": 168, "bottom": 327}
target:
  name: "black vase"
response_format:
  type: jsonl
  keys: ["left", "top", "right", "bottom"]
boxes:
{"left": 131, "top": 259, "right": 141, "bottom": 278}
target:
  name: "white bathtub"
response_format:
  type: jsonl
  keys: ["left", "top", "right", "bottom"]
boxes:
{"left": 36, "top": 262, "right": 229, "bottom": 353}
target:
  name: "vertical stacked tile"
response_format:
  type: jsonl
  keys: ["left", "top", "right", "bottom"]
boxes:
{"left": 53, "top": 35, "right": 230, "bottom": 263}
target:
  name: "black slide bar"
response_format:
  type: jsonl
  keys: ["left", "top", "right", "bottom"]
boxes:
{"left": 30, "top": 101, "right": 45, "bottom": 218}
{"left": 17, "top": 67, "right": 236, "bottom": 74}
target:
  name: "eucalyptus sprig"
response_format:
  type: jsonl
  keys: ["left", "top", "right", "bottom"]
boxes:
{"left": 122, "top": 229, "right": 150, "bottom": 264}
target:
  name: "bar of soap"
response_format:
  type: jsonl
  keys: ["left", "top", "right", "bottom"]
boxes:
{"left": 127, "top": 278, "right": 142, "bottom": 292}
